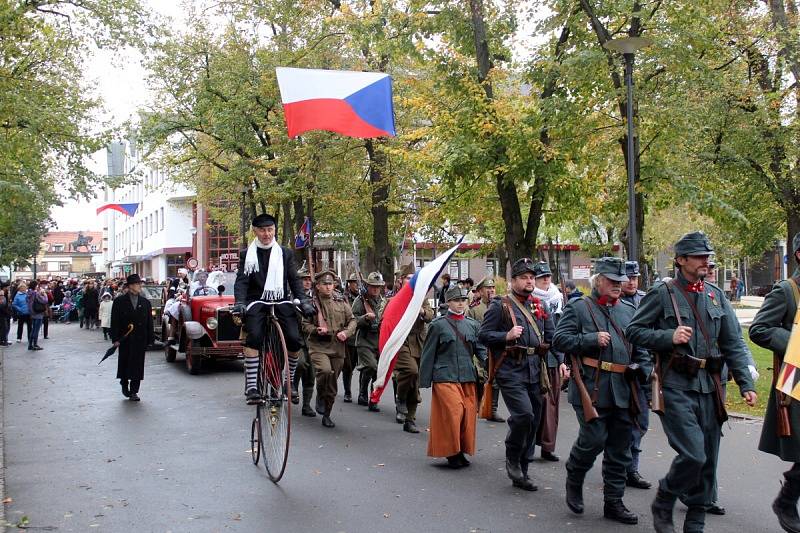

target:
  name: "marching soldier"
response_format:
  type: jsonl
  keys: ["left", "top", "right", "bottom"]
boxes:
{"left": 420, "top": 286, "right": 487, "bottom": 468}
{"left": 293, "top": 267, "right": 316, "bottom": 417}
{"left": 750, "top": 232, "right": 800, "bottom": 533}
{"left": 468, "top": 276, "right": 504, "bottom": 422}
{"left": 621, "top": 260, "right": 652, "bottom": 490}
{"left": 391, "top": 263, "right": 434, "bottom": 433}
{"left": 626, "top": 231, "right": 757, "bottom": 533}
{"left": 302, "top": 270, "right": 357, "bottom": 428}
{"left": 352, "top": 272, "right": 386, "bottom": 412}
{"left": 342, "top": 273, "right": 362, "bottom": 403}
{"left": 478, "top": 258, "right": 555, "bottom": 491}
{"left": 553, "top": 257, "right": 648, "bottom": 524}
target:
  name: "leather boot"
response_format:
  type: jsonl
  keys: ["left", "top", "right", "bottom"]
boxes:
{"left": 773, "top": 480, "right": 800, "bottom": 533}
{"left": 651, "top": 488, "right": 677, "bottom": 533}
{"left": 357, "top": 373, "right": 370, "bottom": 406}
{"left": 683, "top": 506, "right": 705, "bottom": 533}
{"left": 315, "top": 394, "right": 325, "bottom": 415}
{"left": 301, "top": 388, "right": 316, "bottom": 417}
{"left": 403, "top": 419, "right": 419, "bottom": 433}
{"left": 604, "top": 499, "right": 638, "bottom": 525}
{"left": 513, "top": 461, "right": 537, "bottom": 491}
{"left": 505, "top": 458, "right": 524, "bottom": 483}
{"left": 565, "top": 475, "right": 584, "bottom": 514}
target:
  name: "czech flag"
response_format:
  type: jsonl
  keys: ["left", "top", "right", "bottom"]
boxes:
{"left": 370, "top": 239, "right": 463, "bottom": 405}
{"left": 96, "top": 203, "right": 139, "bottom": 217}
{"left": 276, "top": 67, "right": 396, "bottom": 139}
{"left": 294, "top": 217, "right": 311, "bottom": 249}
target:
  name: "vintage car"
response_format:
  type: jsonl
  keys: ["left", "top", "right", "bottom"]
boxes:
{"left": 164, "top": 271, "right": 243, "bottom": 374}
{"left": 141, "top": 283, "right": 165, "bottom": 347}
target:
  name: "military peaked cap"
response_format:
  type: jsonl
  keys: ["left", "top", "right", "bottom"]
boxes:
{"left": 252, "top": 213, "right": 277, "bottom": 227}
{"left": 315, "top": 270, "right": 336, "bottom": 284}
{"left": 594, "top": 257, "right": 628, "bottom": 282}
{"left": 624, "top": 261, "right": 640, "bottom": 277}
{"left": 475, "top": 276, "right": 496, "bottom": 290}
{"left": 511, "top": 258, "right": 537, "bottom": 278}
{"left": 674, "top": 231, "right": 714, "bottom": 257}
{"left": 533, "top": 261, "right": 552, "bottom": 278}
{"left": 445, "top": 286, "right": 470, "bottom": 302}
{"left": 297, "top": 267, "right": 311, "bottom": 279}
{"left": 399, "top": 263, "right": 415, "bottom": 277}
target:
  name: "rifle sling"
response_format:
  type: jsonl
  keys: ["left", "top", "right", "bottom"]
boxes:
{"left": 444, "top": 318, "right": 474, "bottom": 357}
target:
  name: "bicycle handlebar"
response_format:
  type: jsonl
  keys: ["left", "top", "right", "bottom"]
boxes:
{"left": 244, "top": 299, "right": 301, "bottom": 312}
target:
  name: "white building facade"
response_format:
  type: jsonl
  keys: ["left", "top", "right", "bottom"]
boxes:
{"left": 103, "top": 140, "right": 195, "bottom": 281}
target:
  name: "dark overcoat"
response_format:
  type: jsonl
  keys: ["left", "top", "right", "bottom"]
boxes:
{"left": 111, "top": 293, "right": 154, "bottom": 381}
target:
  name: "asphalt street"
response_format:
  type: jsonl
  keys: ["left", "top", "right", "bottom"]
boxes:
{"left": 2, "top": 323, "right": 788, "bottom": 532}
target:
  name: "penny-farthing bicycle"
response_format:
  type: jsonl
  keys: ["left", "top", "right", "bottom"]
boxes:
{"left": 244, "top": 299, "right": 297, "bottom": 483}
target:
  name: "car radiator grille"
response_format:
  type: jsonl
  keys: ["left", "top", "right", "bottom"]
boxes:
{"left": 216, "top": 310, "right": 240, "bottom": 341}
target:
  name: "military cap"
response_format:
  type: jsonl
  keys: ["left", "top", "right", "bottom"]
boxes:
{"left": 624, "top": 261, "right": 640, "bottom": 277}
{"left": 251, "top": 213, "right": 277, "bottom": 227}
{"left": 475, "top": 276, "right": 496, "bottom": 290}
{"left": 511, "top": 257, "right": 537, "bottom": 278}
{"left": 314, "top": 270, "right": 336, "bottom": 284}
{"left": 365, "top": 272, "right": 385, "bottom": 286}
{"left": 399, "top": 263, "right": 415, "bottom": 277}
{"left": 594, "top": 257, "right": 628, "bottom": 282}
{"left": 297, "top": 267, "right": 311, "bottom": 279}
{"left": 445, "top": 286, "right": 470, "bottom": 302}
{"left": 533, "top": 261, "right": 552, "bottom": 278}
{"left": 793, "top": 232, "right": 800, "bottom": 254}
{"left": 346, "top": 272, "right": 359, "bottom": 282}
{"left": 674, "top": 231, "right": 714, "bottom": 257}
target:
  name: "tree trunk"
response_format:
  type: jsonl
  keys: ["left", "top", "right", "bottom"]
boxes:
{"left": 365, "top": 139, "right": 393, "bottom": 283}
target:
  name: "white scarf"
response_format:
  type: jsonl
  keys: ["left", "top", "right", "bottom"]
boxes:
{"left": 533, "top": 284, "right": 563, "bottom": 315}
{"left": 243, "top": 238, "right": 284, "bottom": 301}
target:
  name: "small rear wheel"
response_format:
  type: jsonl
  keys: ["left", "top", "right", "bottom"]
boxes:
{"left": 186, "top": 338, "right": 204, "bottom": 375}
{"left": 250, "top": 416, "right": 261, "bottom": 465}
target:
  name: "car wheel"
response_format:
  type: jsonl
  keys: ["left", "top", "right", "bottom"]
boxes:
{"left": 165, "top": 341, "right": 176, "bottom": 363}
{"left": 186, "top": 338, "right": 204, "bottom": 375}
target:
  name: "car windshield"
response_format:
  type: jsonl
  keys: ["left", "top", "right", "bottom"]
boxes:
{"left": 140, "top": 286, "right": 163, "bottom": 300}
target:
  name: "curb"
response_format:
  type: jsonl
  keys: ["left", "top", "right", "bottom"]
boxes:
{"left": 728, "top": 411, "right": 762, "bottom": 422}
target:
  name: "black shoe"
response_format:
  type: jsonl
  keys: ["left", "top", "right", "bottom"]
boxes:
{"left": 457, "top": 452, "right": 470, "bottom": 467}
{"left": 128, "top": 392, "right": 140, "bottom": 401}
{"left": 773, "top": 481, "right": 800, "bottom": 533}
{"left": 445, "top": 455, "right": 463, "bottom": 469}
{"left": 487, "top": 413, "right": 505, "bottom": 423}
{"left": 396, "top": 411, "right": 406, "bottom": 424}
{"left": 33, "top": 345, "right": 43, "bottom": 350}
{"left": 513, "top": 477, "right": 538, "bottom": 491}
{"left": 301, "top": 404, "right": 317, "bottom": 417}
{"left": 626, "top": 471, "right": 652, "bottom": 489}
{"left": 706, "top": 502, "right": 725, "bottom": 515}
{"left": 566, "top": 478, "right": 584, "bottom": 514}
{"left": 291, "top": 390, "right": 300, "bottom": 404}
{"left": 541, "top": 451, "right": 559, "bottom": 462}
{"left": 121, "top": 382, "right": 130, "bottom": 398}
{"left": 321, "top": 415, "right": 335, "bottom": 428}
{"left": 505, "top": 459, "right": 524, "bottom": 483}
{"left": 368, "top": 402, "right": 380, "bottom": 412}
{"left": 403, "top": 420, "right": 419, "bottom": 433}
{"left": 604, "top": 499, "right": 638, "bottom": 525}
{"left": 651, "top": 489, "right": 676, "bottom": 533}
{"left": 357, "top": 394, "right": 369, "bottom": 406}
{"left": 245, "top": 388, "right": 262, "bottom": 405}
{"left": 343, "top": 392, "right": 352, "bottom": 403}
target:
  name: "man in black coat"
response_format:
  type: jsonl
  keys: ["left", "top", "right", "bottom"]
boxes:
{"left": 111, "top": 274, "right": 154, "bottom": 401}
{"left": 234, "top": 213, "right": 315, "bottom": 404}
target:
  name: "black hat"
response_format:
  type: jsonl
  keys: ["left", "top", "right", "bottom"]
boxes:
{"left": 624, "top": 261, "right": 640, "bottom": 277}
{"left": 445, "top": 286, "right": 470, "bottom": 302}
{"left": 251, "top": 213, "right": 277, "bottom": 228}
{"left": 674, "top": 231, "right": 714, "bottom": 257}
{"left": 533, "top": 261, "right": 552, "bottom": 278}
{"left": 126, "top": 273, "right": 143, "bottom": 285}
{"left": 511, "top": 258, "right": 537, "bottom": 278}
{"left": 594, "top": 257, "right": 628, "bottom": 282}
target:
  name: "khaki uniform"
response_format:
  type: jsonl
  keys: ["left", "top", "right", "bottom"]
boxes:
{"left": 302, "top": 294, "right": 357, "bottom": 414}
{"left": 467, "top": 300, "right": 488, "bottom": 323}
{"left": 392, "top": 298, "right": 433, "bottom": 421}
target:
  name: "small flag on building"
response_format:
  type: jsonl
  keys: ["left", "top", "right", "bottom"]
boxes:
{"left": 275, "top": 67, "right": 396, "bottom": 139}
{"left": 96, "top": 203, "right": 140, "bottom": 217}
{"left": 294, "top": 217, "right": 312, "bottom": 249}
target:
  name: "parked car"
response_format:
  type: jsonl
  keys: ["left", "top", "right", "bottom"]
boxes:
{"left": 164, "top": 271, "right": 243, "bottom": 374}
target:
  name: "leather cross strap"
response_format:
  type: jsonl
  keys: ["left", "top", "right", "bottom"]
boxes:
{"left": 668, "top": 280, "right": 714, "bottom": 356}
{"left": 445, "top": 318, "right": 474, "bottom": 356}
{"left": 506, "top": 295, "right": 542, "bottom": 342}
{"left": 585, "top": 297, "right": 632, "bottom": 356}
{"left": 314, "top": 295, "right": 329, "bottom": 331}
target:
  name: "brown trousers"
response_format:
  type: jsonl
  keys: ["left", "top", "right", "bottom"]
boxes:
{"left": 311, "top": 351, "right": 344, "bottom": 414}
{"left": 394, "top": 347, "right": 421, "bottom": 420}
{"left": 536, "top": 365, "right": 560, "bottom": 453}
{"left": 428, "top": 382, "right": 477, "bottom": 458}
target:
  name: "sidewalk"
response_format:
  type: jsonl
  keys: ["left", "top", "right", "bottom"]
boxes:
{"left": 735, "top": 296, "right": 764, "bottom": 327}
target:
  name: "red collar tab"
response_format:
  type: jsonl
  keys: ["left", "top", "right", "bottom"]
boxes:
{"left": 596, "top": 295, "right": 619, "bottom": 306}
{"left": 686, "top": 281, "right": 705, "bottom": 293}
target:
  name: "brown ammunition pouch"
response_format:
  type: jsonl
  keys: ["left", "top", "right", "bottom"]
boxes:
{"left": 310, "top": 333, "right": 332, "bottom": 342}
{"left": 668, "top": 351, "right": 724, "bottom": 377}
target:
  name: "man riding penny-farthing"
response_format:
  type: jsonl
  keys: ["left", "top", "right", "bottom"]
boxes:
{"left": 233, "top": 213, "right": 315, "bottom": 482}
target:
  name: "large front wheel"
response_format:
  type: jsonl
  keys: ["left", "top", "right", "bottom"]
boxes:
{"left": 257, "top": 318, "right": 291, "bottom": 483}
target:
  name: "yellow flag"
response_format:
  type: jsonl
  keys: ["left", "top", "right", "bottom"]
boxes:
{"left": 776, "top": 306, "right": 800, "bottom": 400}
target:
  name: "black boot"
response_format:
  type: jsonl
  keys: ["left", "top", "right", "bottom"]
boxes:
{"left": 651, "top": 488, "right": 677, "bottom": 533}
{"left": 513, "top": 461, "right": 537, "bottom": 491}
{"left": 120, "top": 380, "right": 130, "bottom": 398}
{"left": 357, "top": 373, "right": 370, "bottom": 406}
{"left": 773, "top": 480, "right": 800, "bottom": 533}
{"left": 683, "top": 506, "right": 705, "bottom": 533}
{"left": 301, "top": 388, "right": 316, "bottom": 417}
{"left": 368, "top": 401, "right": 380, "bottom": 412}
{"left": 321, "top": 414, "right": 335, "bottom": 428}
{"left": 604, "top": 499, "right": 638, "bottom": 525}
{"left": 505, "top": 458, "right": 524, "bottom": 483}
{"left": 342, "top": 370, "right": 353, "bottom": 403}
{"left": 403, "top": 419, "right": 419, "bottom": 433}
{"left": 627, "top": 470, "right": 652, "bottom": 489}
{"left": 565, "top": 475, "right": 584, "bottom": 514}
{"left": 315, "top": 394, "right": 325, "bottom": 415}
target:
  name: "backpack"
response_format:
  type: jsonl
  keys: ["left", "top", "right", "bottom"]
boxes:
{"left": 32, "top": 296, "right": 46, "bottom": 314}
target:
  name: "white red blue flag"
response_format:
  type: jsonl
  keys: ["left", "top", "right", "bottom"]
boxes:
{"left": 294, "top": 217, "right": 311, "bottom": 249}
{"left": 275, "top": 67, "right": 396, "bottom": 139}
{"left": 96, "top": 203, "right": 139, "bottom": 217}
{"left": 370, "top": 240, "right": 463, "bottom": 404}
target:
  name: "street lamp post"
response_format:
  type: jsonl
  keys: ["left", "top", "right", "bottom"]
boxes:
{"left": 604, "top": 36, "right": 652, "bottom": 262}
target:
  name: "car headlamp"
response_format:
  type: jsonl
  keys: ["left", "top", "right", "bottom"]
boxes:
{"left": 206, "top": 317, "right": 218, "bottom": 330}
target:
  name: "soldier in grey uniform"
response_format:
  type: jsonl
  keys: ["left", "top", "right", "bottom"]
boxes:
{"left": 293, "top": 267, "right": 316, "bottom": 417}
{"left": 621, "top": 260, "right": 651, "bottom": 490}
{"left": 626, "top": 231, "right": 757, "bottom": 533}
{"left": 750, "top": 232, "right": 800, "bottom": 533}
{"left": 351, "top": 272, "right": 385, "bottom": 412}
{"left": 553, "top": 257, "right": 648, "bottom": 524}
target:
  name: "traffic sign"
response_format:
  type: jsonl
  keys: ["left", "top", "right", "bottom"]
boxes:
{"left": 186, "top": 257, "right": 199, "bottom": 270}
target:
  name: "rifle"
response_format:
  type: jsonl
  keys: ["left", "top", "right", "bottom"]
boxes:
{"left": 774, "top": 353, "right": 792, "bottom": 437}
{"left": 569, "top": 354, "right": 599, "bottom": 422}
{"left": 651, "top": 353, "right": 665, "bottom": 415}
{"left": 351, "top": 236, "right": 366, "bottom": 297}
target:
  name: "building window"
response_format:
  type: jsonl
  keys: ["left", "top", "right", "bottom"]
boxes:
{"left": 486, "top": 259, "right": 498, "bottom": 276}
{"left": 208, "top": 220, "right": 239, "bottom": 271}
{"left": 52, "top": 244, "right": 64, "bottom": 252}
{"left": 160, "top": 207, "right": 164, "bottom": 231}
{"left": 59, "top": 262, "right": 71, "bottom": 271}
{"left": 90, "top": 245, "right": 98, "bottom": 252}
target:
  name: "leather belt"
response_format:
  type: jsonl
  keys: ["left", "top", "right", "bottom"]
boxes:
{"left": 311, "top": 333, "right": 332, "bottom": 342}
{"left": 582, "top": 356, "right": 627, "bottom": 374}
